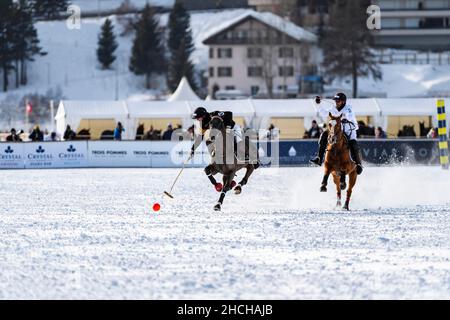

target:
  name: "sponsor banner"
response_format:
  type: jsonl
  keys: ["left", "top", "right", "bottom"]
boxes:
{"left": 88, "top": 141, "right": 151, "bottom": 167}
{"left": 152, "top": 141, "right": 210, "bottom": 168}
{"left": 24, "top": 142, "right": 88, "bottom": 169}
{"left": 0, "top": 143, "right": 25, "bottom": 169}
{"left": 88, "top": 141, "right": 211, "bottom": 168}
{"left": 275, "top": 140, "right": 441, "bottom": 166}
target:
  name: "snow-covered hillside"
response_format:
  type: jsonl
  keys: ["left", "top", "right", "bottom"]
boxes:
{"left": 1, "top": 8, "right": 449, "bottom": 106}
{"left": 0, "top": 9, "right": 252, "bottom": 103}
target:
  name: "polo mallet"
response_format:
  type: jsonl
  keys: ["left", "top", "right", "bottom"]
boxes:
{"left": 163, "top": 155, "right": 192, "bottom": 199}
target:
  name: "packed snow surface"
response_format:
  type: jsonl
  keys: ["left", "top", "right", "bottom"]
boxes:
{"left": 0, "top": 166, "right": 449, "bottom": 299}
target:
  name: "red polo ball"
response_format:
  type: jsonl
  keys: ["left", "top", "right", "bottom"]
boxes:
{"left": 153, "top": 203, "right": 161, "bottom": 212}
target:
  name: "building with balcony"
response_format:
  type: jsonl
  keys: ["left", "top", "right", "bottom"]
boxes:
{"left": 372, "top": 0, "right": 450, "bottom": 50}
{"left": 202, "top": 11, "right": 320, "bottom": 99}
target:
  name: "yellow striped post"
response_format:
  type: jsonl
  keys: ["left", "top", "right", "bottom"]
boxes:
{"left": 437, "top": 99, "right": 449, "bottom": 169}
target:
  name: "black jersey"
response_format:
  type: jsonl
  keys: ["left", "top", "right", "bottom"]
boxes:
{"left": 199, "top": 111, "right": 235, "bottom": 134}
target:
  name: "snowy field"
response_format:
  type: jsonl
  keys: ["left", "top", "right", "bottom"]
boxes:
{"left": 0, "top": 166, "right": 449, "bottom": 299}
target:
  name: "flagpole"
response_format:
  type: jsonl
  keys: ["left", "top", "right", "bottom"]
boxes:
{"left": 25, "top": 98, "right": 29, "bottom": 132}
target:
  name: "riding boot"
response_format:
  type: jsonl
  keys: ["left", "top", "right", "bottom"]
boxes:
{"left": 349, "top": 139, "right": 363, "bottom": 175}
{"left": 310, "top": 131, "right": 328, "bottom": 166}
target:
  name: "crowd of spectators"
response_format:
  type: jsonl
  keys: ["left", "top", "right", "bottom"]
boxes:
{"left": 1, "top": 120, "right": 446, "bottom": 142}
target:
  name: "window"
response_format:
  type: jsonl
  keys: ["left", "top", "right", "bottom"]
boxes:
{"left": 218, "top": 48, "right": 232, "bottom": 58}
{"left": 209, "top": 48, "right": 214, "bottom": 59}
{"left": 247, "top": 66, "right": 263, "bottom": 77}
{"left": 279, "top": 47, "right": 294, "bottom": 58}
{"left": 251, "top": 86, "right": 259, "bottom": 95}
{"left": 225, "top": 86, "right": 235, "bottom": 90}
{"left": 247, "top": 47, "right": 262, "bottom": 58}
{"left": 279, "top": 66, "right": 294, "bottom": 77}
{"left": 209, "top": 67, "right": 214, "bottom": 77}
{"left": 218, "top": 67, "right": 232, "bottom": 77}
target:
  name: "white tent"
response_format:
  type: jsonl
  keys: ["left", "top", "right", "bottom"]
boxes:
{"left": 55, "top": 100, "right": 130, "bottom": 139}
{"left": 127, "top": 101, "right": 193, "bottom": 137}
{"left": 167, "top": 77, "right": 201, "bottom": 102}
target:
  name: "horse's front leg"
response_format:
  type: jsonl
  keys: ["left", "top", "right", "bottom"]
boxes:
{"left": 205, "top": 164, "right": 223, "bottom": 192}
{"left": 320, "top": 167, "right": 331, "bottom": 192}
{"left": 235, "top": 165, "right": 255, "bottom": 195}
{"left": 214, "top": 174, "right": 234, "bottom": 211}
{"left": 332, "top": 173, "right": 341, "bottom": 207}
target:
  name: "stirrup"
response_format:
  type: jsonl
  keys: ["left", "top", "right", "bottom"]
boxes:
{"left": 309, "top": 157, "right": 322, "bottom": 166}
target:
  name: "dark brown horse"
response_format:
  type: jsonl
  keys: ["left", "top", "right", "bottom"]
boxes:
{"left": 205, "top": 116, "right": 258, "bottom": 211}
{"left": 320, "top": 113, "right": 358, "bottom": 210}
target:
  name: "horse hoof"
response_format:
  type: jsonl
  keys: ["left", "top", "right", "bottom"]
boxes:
{"left": 214, "top": 204, "right": 221, "bottom": 211}
{"left": 336, "top": 201, "right": 342, "bottom": 207}
{"left": 343, "top": 205, "right": 349, "bottom": 211}
{"left": 320, "top": 186, "right": 327, "bottom": 192}
{"left": 234, "top": 185, "right": 242, "bottom": 195}
{"left": 340, "top": 183, "right": 347, "bottom": 190}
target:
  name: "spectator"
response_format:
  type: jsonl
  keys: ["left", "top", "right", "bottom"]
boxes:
{"left": 266, "top": 123, "right": 280, "bottom": 140}
{"left": 63, "top": 125, "right": 76, "bottom": 140}
{"left": 114, "top": 122, "right": 125, "bottom": 140}
{"left": 6, "top": 128, "right": 23, "bottom": 142}
{"left": 162, "top": 123, "right": 174, "bottom": 140}
{"left": 426, "top": 127, "right": 437, "bottom": 139}
{"left": 375, "top": 126, "right": 387, "bottom": 139}
{"left": 307, "top": 120, "right": 322, "bottom": 139}
{"left": 29, "top": 125, "right": 44, "bottom": 142}
{"left": 44, "top": 131, "right": 60, "bottom": 141}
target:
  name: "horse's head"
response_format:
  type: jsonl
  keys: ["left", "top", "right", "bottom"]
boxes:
{"left": 328, "top": 112, "right": 343, "bottom": 145}
{"left": 209, "top": 116, "right": 225, "bottom": 132}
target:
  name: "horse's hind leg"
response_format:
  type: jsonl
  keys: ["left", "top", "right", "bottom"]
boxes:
{"left": 340, "top": 172, "right": 347, "bottom": 190}
{"left": 332, "top": 173, "right": 342, "bottom": 207}
{"left": 343, "top": 171, "right": 357, "bottom": 210}
{"left": 235, "top": 165, "right": 255, "bottom": 195}
{"left": 205, "top": 164, "right": 222, "bottom": 191}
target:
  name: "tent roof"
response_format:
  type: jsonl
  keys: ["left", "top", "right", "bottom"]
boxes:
{"left": 377, "top": 98, "right": 445, "bottom": 116}
{"left": 252, "top": 99, "right": 317, "bottom": 117}
{"left": 167, "top": 77, "right": 200, "bottom": 102}
{"left": 127, "top": 101, "right": 191, "bottom": 118}
{"left": 55, "top": 100, "right": 128, "bottom": 119}
{"left": 347, "top": 98, "right": 381, "bottom": 116}
{"left": 188, "top": 99, "right": 255, "bottom": 117}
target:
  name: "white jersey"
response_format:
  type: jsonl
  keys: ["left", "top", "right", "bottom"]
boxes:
{"left": 318, "top": 102, "right": 359, "bottom": 140}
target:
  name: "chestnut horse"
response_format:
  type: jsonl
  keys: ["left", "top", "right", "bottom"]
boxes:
{"left": 320, "top": 113, "right": 358, "bottom": 210}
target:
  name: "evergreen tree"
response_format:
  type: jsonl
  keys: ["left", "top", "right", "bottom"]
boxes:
{"left": 33, "top": 0, "right": 69, "bottom": 20}
{"left": 0, "top": 0, "right": 16, "bottom": 92}
{"left": 97, "top": 18, "right": 118, "bottom": 69}
{"left": 321, "top": 0, "right": 381, "bottom": 98}
{"left": 129, "top": 4, "right": 165, "bottom": 89}
{"left": 0, "top": 0, "right": 45, "bottom": 92}
{"left": 12, "top": 1, "right": 46, "bottom": 86}
{"left": 167, "top": 2, "right": 197, "bottom": 93}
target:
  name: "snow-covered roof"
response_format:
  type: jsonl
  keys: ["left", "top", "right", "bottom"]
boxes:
{"left": 167, "top": 77, "right": 201, "bottom": 102}
{"left": 55, "top": 100, "right": 128, "bottom": 119}
{"left": 127, "top": 101, "right": 191, "bottom": 118}
{"left": 252, "top": 99, "right": 317, "bottom": 117}
{"left": 202, "top": 11, "right": 317, "bottom": 44}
